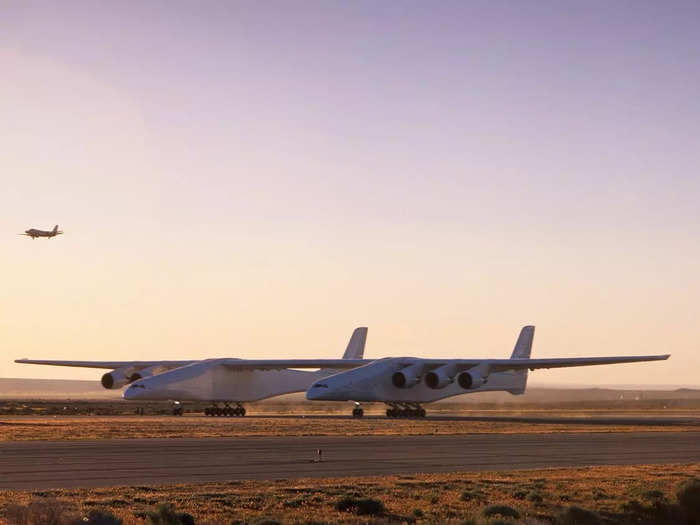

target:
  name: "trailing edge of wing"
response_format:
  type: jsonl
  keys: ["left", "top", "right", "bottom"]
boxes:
{"left": 221, "top": 359, "right": 371, "bottom": 370}
{"left": 14, "top": 359, "right": 195, "bottom": 370}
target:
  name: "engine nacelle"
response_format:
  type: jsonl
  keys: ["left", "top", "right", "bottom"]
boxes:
{"left": 128, "top": 366, "right": 159, "bottom": 383}
{"left": 391, "top": 363, "right": 423, "bottom": 389}
{"left": 457, "top": 371, "right": 486, "bottom": 390}
{"left": 425, "top": 365, "right": 455, "bottom": 390}
{"left": 101, "top": 367, "right": 134, "bottom": 389}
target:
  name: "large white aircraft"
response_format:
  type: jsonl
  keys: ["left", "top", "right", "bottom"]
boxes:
{"left": 15, "top": 327, "right": 368, "bottom": 416}
{"left": 306, "top": 326, "right": 670, "bottom": 418}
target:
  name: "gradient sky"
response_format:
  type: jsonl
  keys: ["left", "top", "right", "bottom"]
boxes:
{"left": 1, "top": 1, "right": 698, "bottom": 386}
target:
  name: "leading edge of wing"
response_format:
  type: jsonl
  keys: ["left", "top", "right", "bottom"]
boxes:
{"left": 485, "top": 354, "right": 670, "bottom": 371}
{"left": 14, "top": 359, "right": 196, "bottom": 370}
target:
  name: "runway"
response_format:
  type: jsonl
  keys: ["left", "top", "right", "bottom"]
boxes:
{"left": 1, "top": 431, "right": 699, "bottom": 489}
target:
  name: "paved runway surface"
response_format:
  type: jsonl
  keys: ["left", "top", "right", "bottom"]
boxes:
{"left": 1, "top": 432, "right": 699, "bottom": 489}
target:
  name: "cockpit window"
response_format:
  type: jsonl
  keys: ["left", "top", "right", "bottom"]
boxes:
{"left": 313, "top": 383, "right": 328, "bottom": 388}
{"left": 130, "top": 384, "right": 146, "bottom": 389}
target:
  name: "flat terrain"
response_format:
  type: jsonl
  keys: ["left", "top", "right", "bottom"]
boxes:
{"left": 1, "top": 463, "right": 699, "bottom": 524}
{"left": 1, "top": 413, "right": 699, "bottom": 441}
{"left": 2, "top": 431, "right": 699, "bottom": 490}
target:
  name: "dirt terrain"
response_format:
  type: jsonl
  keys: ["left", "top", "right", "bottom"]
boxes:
{"left": 1, "top": 412, "right": 700, "bottom": 441}
{"left": 1, "top": 463, "right": 698, "bottom": 524}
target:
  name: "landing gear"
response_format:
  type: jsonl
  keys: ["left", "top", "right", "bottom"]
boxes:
{"left": 172, "top": 402, "right": 184, "bottom": 416}
{"left": 204, "top": 403, "right": 246, "bottom": 417}
{"left": 351, "top": 402, "right": 364, "bottom": 418}
{"left": 385, "top": 403, "right": 426, "bottom": 418}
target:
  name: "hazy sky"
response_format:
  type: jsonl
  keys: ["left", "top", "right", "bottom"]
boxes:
{"left": 1, "top": 1, "right": 698, "bottom": 386}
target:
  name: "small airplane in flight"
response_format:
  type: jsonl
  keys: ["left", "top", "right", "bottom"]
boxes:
{"left": 21, "top": 225, "right": 63, "bottom": 239}
{"left": 306, "top": 326, "right": 670, "bottom": 418}
{"left": 15, "top": 327, "right": 368, "bottom": 416}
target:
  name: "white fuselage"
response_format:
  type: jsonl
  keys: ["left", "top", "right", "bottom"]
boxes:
{"left": 306, "top": 358, "right": 527, "bottom": 403}
{"left": 124, "top": 359, "right": 342, "bottom": 402}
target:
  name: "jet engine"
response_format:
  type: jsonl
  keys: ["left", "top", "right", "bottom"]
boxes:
{"left": 391, "top": 363, "right": 423, "bottom": 388}
{"left": 128, "top": 366, "right": 159, "bottom": 383}
{"left": 425, "top": 365, "right": 456, "bottom": 389}
{"left": 101, "top": 367, "right": 135, "bottom": 389}
{"left": 457, "top": 371, "right": 486, "bottom": 390}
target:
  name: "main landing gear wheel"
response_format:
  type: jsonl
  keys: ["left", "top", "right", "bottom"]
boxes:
{"left": 385, "top": 404, "right": 426, "bottom": 418}
{"left": 205, "top": 403, "right": 246, "bottom": 417}
{"left": 352, "top": 408, "right": 364, "bottom": 418}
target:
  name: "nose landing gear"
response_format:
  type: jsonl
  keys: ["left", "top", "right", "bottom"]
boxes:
{"left": 351, "top": 402, "right": 364, "bottom": 418}
{"left": 204, "top": 402, "right": 246, "bottom": 417}
{"left": 385, "top": 402, "right": 426, "bottom": 418}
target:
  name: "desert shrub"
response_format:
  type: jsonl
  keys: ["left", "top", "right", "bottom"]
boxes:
{"left": 412, "top": 507, "right": 424, "bottom": 517}
{"left": 677, "top": 478, "right": 700, "bottom": 521}
{"left": 255, "top": 519, "right": 281, "bottom": 525}
{"left": 71, "top": 509, "right": 123, "bottom": 525}
{"left": 282, "top": 497, "right": 306, "bottom": 508}
{"left": 555, "top": 506, "right": 601, "bottom": 525}
{"left": 146, "top": 503, "right": 195, "bottom": 525}
{"left": 334, "top": 496, "right": 385, "bottom": 515}
{"left": 641, "top": 489, "right": 667, "bottom": 503}
{"left": 527, "top": 491, "right": 543, "bottom": 503}
{"left": 461, "top": 490, "right": 482, "bottom": 501}
{"left": 481, "top": 504, "right": 520, "bottom": 519}
{"left": 512, "top": 489, "right": 527, "bottom": 500}
{"left": 4, "top": 499, "right": 74, "bottom": 525}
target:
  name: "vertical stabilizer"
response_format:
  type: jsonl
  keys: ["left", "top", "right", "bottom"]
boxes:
{"left": 343, "top": 327, "right": 368, "bottom": 359}
{"left": 510, "top": 325, "right": 535, "bottom": 359}
{"left": 52, "top": 225, "right": 59, "bottom": 233}
{"left": 507, "top": 325, "right": 534, "bottom": 394}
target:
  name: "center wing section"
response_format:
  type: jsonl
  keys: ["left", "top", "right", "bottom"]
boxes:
{"left": 221, "top": 359, "right": 371, "bottom": 370}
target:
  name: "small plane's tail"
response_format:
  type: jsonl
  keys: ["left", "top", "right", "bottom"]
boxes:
{"left": 52, "top": 225, "right": 59, "bottom": 233}
{"left": 342, "top": 327, "right": 368, "bottom": 359}
{"left": 508, "top": 325, "right": 535, "bottom": 394}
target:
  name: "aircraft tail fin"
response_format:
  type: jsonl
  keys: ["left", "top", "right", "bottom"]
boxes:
{"left": 510, "top": 325, "right": 535, "bottom": 359}
{"left": 342, "top": 327, "right": 368, "bottom": 359}
{"left": 52, "top": 225, "right": 59, "bottom": 233}
{"left": 507, "top": 325, "right": 534, "bottom": 394}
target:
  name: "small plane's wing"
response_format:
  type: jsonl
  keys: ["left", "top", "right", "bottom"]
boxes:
{"left": 221, "top": 359, "right": 371, "bottom": 370}
{"left": 15, "top": 359, "right": 195, "bottom": 370}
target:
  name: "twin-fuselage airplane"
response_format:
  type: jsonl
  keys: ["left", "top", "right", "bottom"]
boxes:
{"left": 15, "top": 326, "right": 669, "bottom": 418}
{"left": 21, "top": 225, "right": 63, "bottom": 239}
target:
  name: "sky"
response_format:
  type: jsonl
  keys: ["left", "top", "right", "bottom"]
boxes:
{"left": 1, "top": 1, "right": 698, "bottom": 386}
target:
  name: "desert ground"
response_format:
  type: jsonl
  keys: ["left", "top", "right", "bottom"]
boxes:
{"left": 2, "top": 412, "right": 700, "bottom": 442}
{"left": 1, "top": 463, "right": 699, "bottom": 524}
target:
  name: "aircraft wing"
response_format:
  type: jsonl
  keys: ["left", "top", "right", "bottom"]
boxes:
{"left": 15, "top": 359, "right": 196, "bottom": 370}
{"left": 14, "top": 358, "right": 371, "bottom": 371}
{"left": 394, "top": 354, "right": 670, "bottom": 371}
{"left": 221, "top": 358, "right": 371, "bottom": 370}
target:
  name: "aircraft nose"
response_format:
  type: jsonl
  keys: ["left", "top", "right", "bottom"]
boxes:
{"left": 123, "top": 384, "right": 146, "bottom": 400}
{"left": 306, "top": 382, "right": 332, "bottom": 400}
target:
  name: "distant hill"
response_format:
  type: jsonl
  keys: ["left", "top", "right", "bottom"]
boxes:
{"left": 0, "top": 378, "right": 120, "bottom": 399}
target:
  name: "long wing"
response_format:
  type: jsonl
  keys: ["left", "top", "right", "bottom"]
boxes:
{"left": 396, "top": 354, "right": 670, "bottom": 372}
{"left": 15, "top": 359, "right": 195, "bottom": 370}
